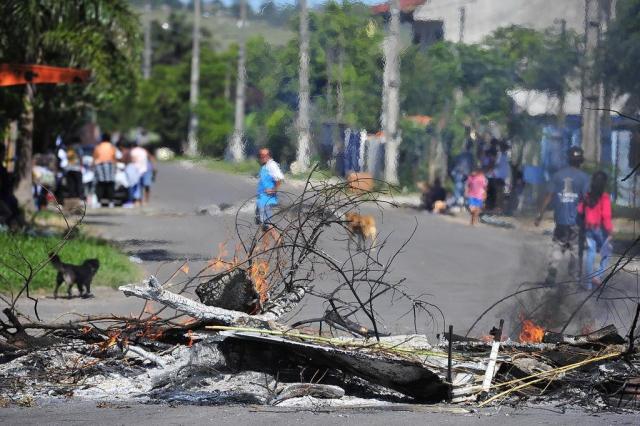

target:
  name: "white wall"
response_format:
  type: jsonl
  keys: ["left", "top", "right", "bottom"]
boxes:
{"left": 413, "top": 0, "right": 585, "bottom": 44}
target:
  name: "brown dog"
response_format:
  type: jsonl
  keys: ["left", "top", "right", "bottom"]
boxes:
{"left": 344, "top": 211, "right": 377, "bottom": 250}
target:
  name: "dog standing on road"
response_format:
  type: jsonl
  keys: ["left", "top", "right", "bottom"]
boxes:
{"left": 344, "top": 211, "right": 377, "bottom": 250}
{"left": 49, "top": 253, "right": 100, "bottom": 299}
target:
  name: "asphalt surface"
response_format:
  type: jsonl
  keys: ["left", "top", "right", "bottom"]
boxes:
{"left": 7, "top": 160, "right": 638, "bottom": 424}
{"left": 1, "top": 400, "right": 637, "bottom": 426}
{"left": 22, "top": 160, "right": 554, "bottom": 337}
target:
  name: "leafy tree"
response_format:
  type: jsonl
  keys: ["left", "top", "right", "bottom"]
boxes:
{"left": 0, "top": 0, "right": 140, "bottom": 203}
{"left": 313, "top": 1, "right": 383, "bottom": 130}
{"left": 484, "top": 24, "right": 580, "bottom": 122}
{"left": 151, "top": 12, "right": 199, "bottom": 66}
{"left": 601, "top": 0, "right": 640, "bottom": 112}
{"left": 400, "top": 43, "right": 460, "bottom": 116}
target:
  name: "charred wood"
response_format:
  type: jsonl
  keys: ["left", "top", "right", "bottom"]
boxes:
{"left": 324, "top": 310, "right": 388, "bottom": 338}
{"left": 196, "top": 269, "right": 259, "bottom": 314}
{"left": 218, "top": 331, "right": 450, "bottom": 402}
{"left": 120, "top": 276, "right": 306, "bottom": 329}
{"left": 543, "top": 324, "right": 625, "bottom": 345}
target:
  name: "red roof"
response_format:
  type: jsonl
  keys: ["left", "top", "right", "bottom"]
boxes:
{"left": 406, "top": 115, "right": 432, "bottom": 126}
{"left": 371, "top": 0, "right": 426, "bottom": 15}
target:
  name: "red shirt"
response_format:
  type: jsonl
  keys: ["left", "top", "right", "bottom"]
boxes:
{"left": 578, "top": 192, "right": 613, "bottom": 234}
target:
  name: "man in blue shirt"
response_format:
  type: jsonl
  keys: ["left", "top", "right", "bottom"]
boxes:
{"left": 256, "top": 148, "right": 284, "bottom": 231}
{"left": 451, "top": 142, "right": 474, "bottom": 207}
{"left": 535, "top": 146, "right": 590, "bottom": 285}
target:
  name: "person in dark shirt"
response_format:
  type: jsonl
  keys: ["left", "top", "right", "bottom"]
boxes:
{"left": 0, "top": 144, "right": 22, "bottom": 229}
{"left": 535, "top": 146, "right": 591, "bottom": 285}
{"left": 423, "top": 177, "right": 447, "bottom": 212}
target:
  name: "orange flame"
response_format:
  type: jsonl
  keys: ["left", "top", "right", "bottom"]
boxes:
{"left": 98, "top": 330, "right": 121, "bottom": 350}
{"left": 519, "top": 317, "right": 545, "bottom": 343}
{"left": 480, "top": 335, "right": 494, "bottom": 343}
{"left": 208, "top": 241, "right": 242, "bottom": 273}
{"left": 249, "top": 259, "right": 270, "bottom": 304}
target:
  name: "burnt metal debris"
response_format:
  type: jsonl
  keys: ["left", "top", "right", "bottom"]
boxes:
{"left": 1, "top": 171, "right": 639, "bottom": 413}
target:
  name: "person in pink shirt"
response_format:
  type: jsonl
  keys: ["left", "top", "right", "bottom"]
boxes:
{"left": 465, "top": 167, "right": 488, "bottom": 225}
{"left": 578, "top": 171, "right": 613, "bottom": 290}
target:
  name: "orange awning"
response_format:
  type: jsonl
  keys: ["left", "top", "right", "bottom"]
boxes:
{"left": 0, "top": 64, "right": 90, "bottom": 87}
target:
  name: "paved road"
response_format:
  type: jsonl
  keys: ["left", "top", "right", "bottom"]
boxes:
{"left": 1, "top": 400, "right": 636, "bottom": 426}
{"left": 25, "top": 160, "right": 558, "bottom": 338}
{"left": 8, "top": 161, "right": 638, "bottom": 424}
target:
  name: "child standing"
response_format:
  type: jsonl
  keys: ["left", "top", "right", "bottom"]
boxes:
{"left": 578, "top": 171, "right": 613, "bottom": 290}
{"left": 465, "top": 167, "right": 488, "bottom": 225}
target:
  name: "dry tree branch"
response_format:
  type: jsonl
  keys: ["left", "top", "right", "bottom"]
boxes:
{"left": 117, "top": 171, "right": 441, "bottom": 340}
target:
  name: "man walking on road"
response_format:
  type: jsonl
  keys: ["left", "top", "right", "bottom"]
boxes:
{"left": 535, "top": 146, "right": 590, "bottom": 286}
{"left": 93, "top": 133, "right": 117, "bottom": 207}
{"left": 256, "top": 148, "right": 284, "bottom": 230}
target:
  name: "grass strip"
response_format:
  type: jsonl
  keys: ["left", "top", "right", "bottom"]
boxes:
{"left": 0, "top": 232, "right": 142, "bottom": 293}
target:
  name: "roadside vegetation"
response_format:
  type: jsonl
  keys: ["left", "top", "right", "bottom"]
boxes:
{"left": 0, "top": 232, "right": 142, "bottom": 293}
{"left": 184, "top": 156, "right": 260, "bottom": 176}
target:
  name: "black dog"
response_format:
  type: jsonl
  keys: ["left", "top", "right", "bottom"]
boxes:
{"left": 49, "top": 253, "right": 100, "bottom": 299}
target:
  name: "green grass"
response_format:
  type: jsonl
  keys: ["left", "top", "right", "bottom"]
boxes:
{"left": 289, "top": 167, "right": 335, "bottom": 182}
{"left": 0, "top": 232, "right": 142, "bottom": 293}
{"left": 175, "top": 156, "right": 260, "bottom": 176}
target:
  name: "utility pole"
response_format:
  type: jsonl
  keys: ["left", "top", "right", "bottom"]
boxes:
{"left": 580, "top": 0, "right": 602, "bottom": 165}
{"left": 228, "top": 0, "right": 247, "bottom": 162}
{"left": 186, "top": 0, "right": 201, "bottom": 157}
{"left": 458, "top": 6, "right": 465, "bottom": 43}
{"left": 382, "top": 0, "right": 401, "bottom": 185}
{"left": 557, "top": 18, "right": 567, "bottom": 128}
{"left": 142, "top": 0, "right": 152, "bottom": 80}
{"left": 295, "top": 0, "right": 311, "bottom": 173}
{"left": 599, "top": 0, "right": 614, "bottom": 165}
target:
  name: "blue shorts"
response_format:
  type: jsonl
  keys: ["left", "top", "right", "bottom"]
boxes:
{"left": 256, "top": 204, "right": 274, "bottom": 230}
{"left": 141, "top": 170, "right": 153, "bottom": 187}
{"left": 467, "top": 197, "right": 483, "bottom": 208}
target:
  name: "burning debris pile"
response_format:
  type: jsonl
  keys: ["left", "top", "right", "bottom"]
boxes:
{"left": 1, "top": 173, "right": 639, "bottom": 413}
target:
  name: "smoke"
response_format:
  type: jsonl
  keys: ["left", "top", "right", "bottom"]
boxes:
{"left": 493, "top": 238, "right": 603, "bottom": 338}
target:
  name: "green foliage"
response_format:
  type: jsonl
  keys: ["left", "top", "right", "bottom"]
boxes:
{"left": 187, "top": 156, "right": 260, "bottom": 176}
{"left": 401, "top": 43, "right": 460, "bottom": 116}
{"left": 602, "top": 0, "right": 640, "bottom": 108}
{"left": 0, "top": 233, "right": 141, "bottom": 292}
{"left": 106, "top": 44, "right": 234, "bottom": 153}
{"left": 151, "top": 12, "right": 201, "bottom": 66}
{"left": 398, "top": 119, "right": 429, "bottom": 188}
{"left": 265, "top": 107, "right": 296, "bottom": 165}
{"left": 0, "top": 0, "right": 141, "bottom": 151}
{"left": 312, "top": 1, "right": 383, "bottom": 130}
{"left": 137, "top": 62, "right": 190, "bottom": 150}
{"left": 484, "top": 24, "right": 580, "bottom": 98}
{"left": 195, "top": 47, "right": 234, "bottom": 156}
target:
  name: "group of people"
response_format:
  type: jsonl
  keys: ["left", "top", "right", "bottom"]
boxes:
{"left": 456, "top": 136, "right": 518, "bottom": 222}
{"left": 536, "top": 146, "right": 613, "bottom": 291}
{"left": 424, "top": 139, "right": 613, "bottom": 291}
{"left": 92, "top": 134, "right": 156, "bottom": 208}
{"left": 29, "top": 133, "right": 157, "bottom": 212}
{"left": 422, "top": 135, "right": 519, "bottom": 223}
